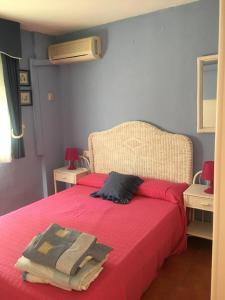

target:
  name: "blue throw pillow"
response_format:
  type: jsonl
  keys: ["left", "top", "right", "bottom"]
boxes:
{"left": 90, "top": 171, "right": 143, "bottom": 204}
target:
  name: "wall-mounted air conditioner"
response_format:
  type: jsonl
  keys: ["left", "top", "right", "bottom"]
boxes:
{"left": 48, "top": 36, "right": 101, "bottom": 64}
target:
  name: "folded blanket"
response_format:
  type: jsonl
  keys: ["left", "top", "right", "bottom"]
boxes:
{"left": 16, "top": 256, "right": 105, "bottom": 291}
{"left": 23, "top": 224, "right": 112, "bottom": 275}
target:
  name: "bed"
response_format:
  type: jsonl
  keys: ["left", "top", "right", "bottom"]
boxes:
{"left": 0, "top": 121, "right": 193, "bottom": 300}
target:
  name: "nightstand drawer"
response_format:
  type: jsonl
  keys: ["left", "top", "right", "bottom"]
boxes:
{"left": 53, "top": 167, "right": 89, "bottom": 193}
{"left": 54, "top": 172, "right": 75, "bottom": 184}
{"left": 186, "top": 195, "right": 213, "bottom": 212}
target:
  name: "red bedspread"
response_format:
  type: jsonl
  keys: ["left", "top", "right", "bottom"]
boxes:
{"left": 0, "top": 176, "right": 188, "bottom": 300}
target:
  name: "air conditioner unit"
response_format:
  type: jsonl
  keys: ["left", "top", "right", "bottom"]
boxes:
{"left": 48, "top": 36, "right": 101, "bottom": 64}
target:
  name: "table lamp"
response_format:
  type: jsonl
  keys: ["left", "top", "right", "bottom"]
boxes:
{"left": 65, "top": 148, "right": 79, "bottom": 170}
{"left": 201, "top": 160, "right": 214, "bottom": 194}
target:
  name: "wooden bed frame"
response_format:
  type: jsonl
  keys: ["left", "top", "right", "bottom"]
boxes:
{"left": 88, "top": 121, "right": 193, "bottom": 184}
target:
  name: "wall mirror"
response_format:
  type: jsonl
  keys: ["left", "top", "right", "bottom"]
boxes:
{"left": 197, "top": 54, "right": 218, "bottom": 133}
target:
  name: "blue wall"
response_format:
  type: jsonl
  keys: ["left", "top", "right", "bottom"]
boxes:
{"left": 57, "top": 0, "right": 218, "bottom": 173}
{"left": 0, "top": 0, "right": 219, "bottom": 214}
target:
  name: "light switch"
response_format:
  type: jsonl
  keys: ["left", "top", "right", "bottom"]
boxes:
{"left": 48, "top": 92, "right": 54, "bottom": 101}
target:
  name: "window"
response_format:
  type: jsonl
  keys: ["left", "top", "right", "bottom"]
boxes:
{"left": 0, "top": 55, "right": 11, "bottom": 163}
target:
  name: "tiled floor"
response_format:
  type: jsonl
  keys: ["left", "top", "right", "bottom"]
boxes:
{"left": 141, "top": 237, "right": 212, "bottom": 300}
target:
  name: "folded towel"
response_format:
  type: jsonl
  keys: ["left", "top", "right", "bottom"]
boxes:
{"left": 23, "top": 272, "right": 71, "bottom": 291}
{"left": 16, "top": 256, "right": 105, "bottom": 291}
{"left": 23, "top": 224, "right": 112, "bottom": 275}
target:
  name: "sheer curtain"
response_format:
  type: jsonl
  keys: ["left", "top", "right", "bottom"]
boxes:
{"left": 0, "top": 55, "right": 11, "bottom": 162}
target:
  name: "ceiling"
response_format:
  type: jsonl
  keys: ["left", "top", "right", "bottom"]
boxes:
{"left": 0, "top": 0, "right": 197, "bottom": 36}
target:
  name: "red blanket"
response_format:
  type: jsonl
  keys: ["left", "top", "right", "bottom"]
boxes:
{"left": 0, "top": 174, "right": 188, "bottom": 300}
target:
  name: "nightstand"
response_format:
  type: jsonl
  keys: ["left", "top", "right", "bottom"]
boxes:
{"left": 183, "top": 184, "right": 213, "bottom": 240}
{"left": 53, "top": 167, "right": 89, "bottom": 193}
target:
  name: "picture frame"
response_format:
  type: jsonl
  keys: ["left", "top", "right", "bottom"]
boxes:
{"left": 19, "top": 70, "right": 30, "bottom": 86}
{"left": 20, "top": 90, "right": 32, "bottom": 106}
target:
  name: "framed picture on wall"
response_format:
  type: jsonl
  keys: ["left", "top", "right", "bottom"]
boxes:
{"left": 20, "top": 90, "right": 32, "bottom": 106}
{"left": 19, "top": 70, "right": 30, "bottom": 86}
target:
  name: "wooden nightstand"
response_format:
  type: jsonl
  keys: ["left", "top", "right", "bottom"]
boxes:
{"left": 53, "top": 167, "right": 89, "bottom": 193}
{"left": 183, "top": 184, "right": 213, "bottom": 240}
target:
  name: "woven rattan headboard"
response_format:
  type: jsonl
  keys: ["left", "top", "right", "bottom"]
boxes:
{"left": 88, "top": 121, "right": 193, "bottom": 184}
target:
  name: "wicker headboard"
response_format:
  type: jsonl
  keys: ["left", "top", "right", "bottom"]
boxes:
{"left": 88, "top": 121, "right": 193, "bottom": 184}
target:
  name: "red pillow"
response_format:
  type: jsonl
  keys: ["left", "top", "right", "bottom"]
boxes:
{"left": 77, "top": 173, "right": 108, "bottom": 188}
{"left": 78, "top": 173, "right": 189, "bottom": 204}
{"left": 137, "top": 178, "right": 189, "bottom": 203}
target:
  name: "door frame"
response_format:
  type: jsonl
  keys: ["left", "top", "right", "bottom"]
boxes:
{"left": 29, "top": 59, "right": 59, "bottom": 197}
{"left": 211, "top": 0, "right": 225, "bottom": 298}
{"left": 30, "top": 59, "right": 54, "bottom": 156}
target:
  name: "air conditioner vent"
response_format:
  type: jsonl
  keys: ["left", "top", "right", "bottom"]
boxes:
{"left": 48, "top": 36, "right": 101, "bottom": 64}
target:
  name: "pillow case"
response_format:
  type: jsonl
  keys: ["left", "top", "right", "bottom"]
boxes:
{"left": 90, "top": 171, "right": 143, "bottom": 204}
{"left": 137, "top": 178, "right": 189, "bottom": 204}
{"left": 77, "top": 173, "right": 107, "bottom": 189}
{"left": 78, "top": 173, "right": 188, "bottom": 205}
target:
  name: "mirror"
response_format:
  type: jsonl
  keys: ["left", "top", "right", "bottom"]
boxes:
{"left": 197, "top": 54, "right": 218, "bottom": 133}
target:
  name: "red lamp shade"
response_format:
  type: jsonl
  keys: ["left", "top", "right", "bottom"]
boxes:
{"left": 201, "top": 161, "right": 214, "bottom": 194}
{"left": 65, "top": 148, "right": 79, "bottom": 170}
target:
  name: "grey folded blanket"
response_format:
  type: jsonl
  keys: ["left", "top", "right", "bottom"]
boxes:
{"left": 23, "top": 224, "right": 112, "bottom": 276}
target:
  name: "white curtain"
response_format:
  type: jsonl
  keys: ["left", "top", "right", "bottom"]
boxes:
{"left": 0, "top": 55, "right": 12, "bottom": 163}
